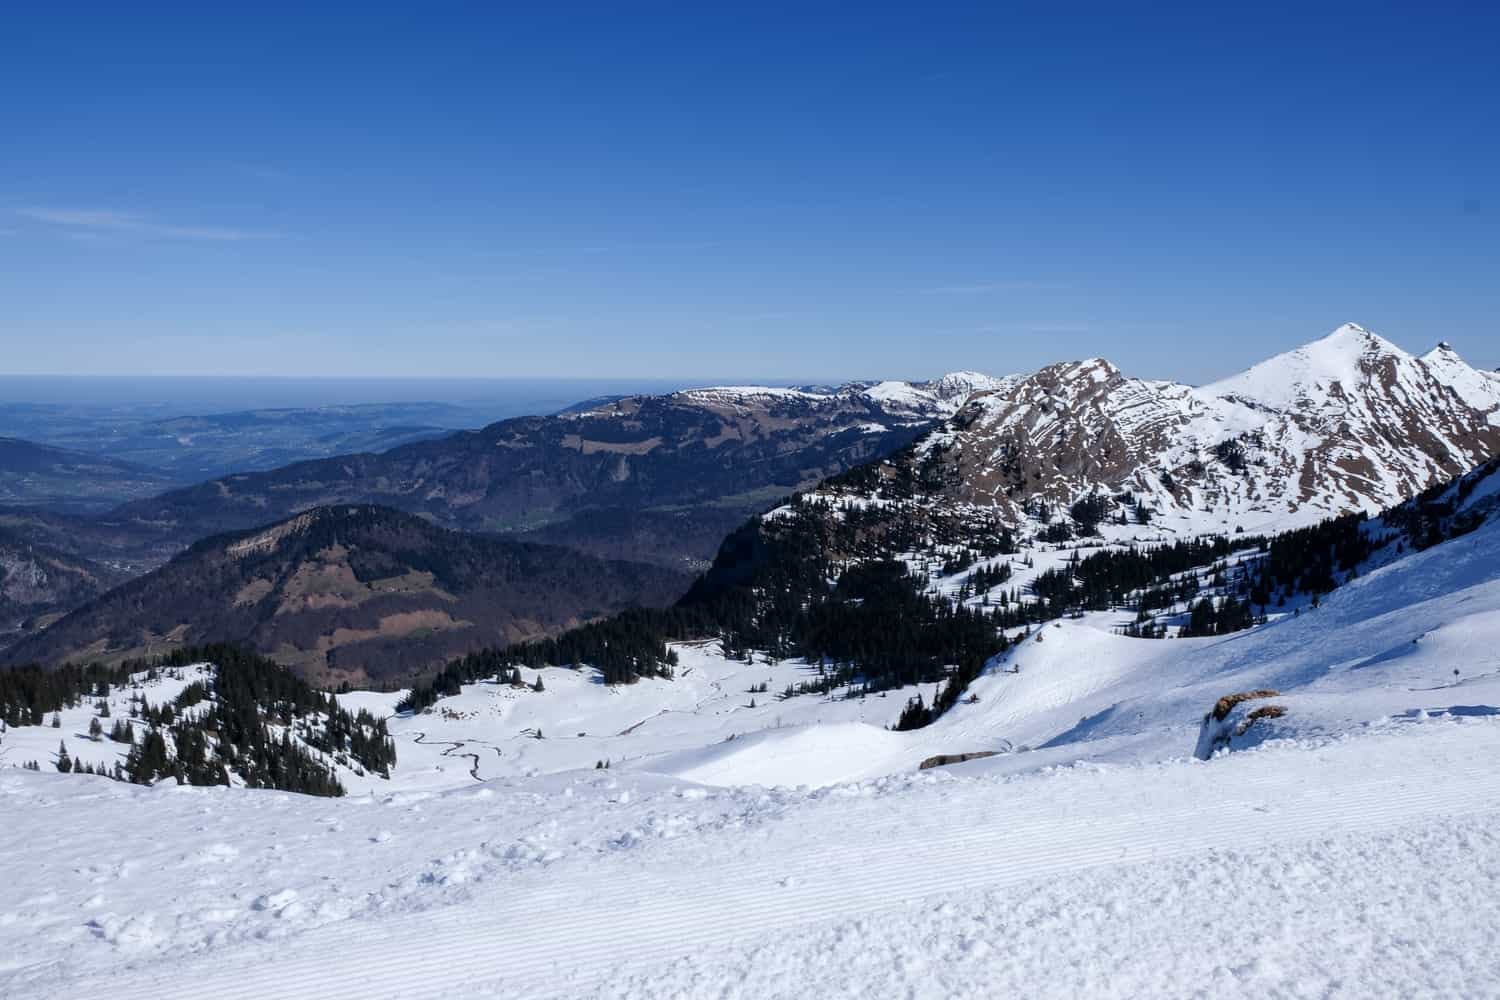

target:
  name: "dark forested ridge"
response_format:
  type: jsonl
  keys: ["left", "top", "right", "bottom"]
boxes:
{"left": 0, "top": 643, "right": 393, "bottom": 797}
{"left": 104, "top": 388, "right": 943, "bottom": 571}
{"left": 0, "top": 505, "right": 690, "bottom": 686}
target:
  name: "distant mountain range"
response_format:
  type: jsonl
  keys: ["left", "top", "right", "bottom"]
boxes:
{"left": 0, "top": 505, "right": 690, "bottom": 686}
{"left": 8, "top": 325, "right": 1497, "bottom": 686}
{"left": 0, "top": 403, "right": 482, "bottom": 505}
{"left": 103, "top": 373, "right": 1006, "bottom": 571}
{"left": 0, "top": 437, "right": 177, "bottom": 512}
{"left": 390, "top": 322, "right": 1500, "bottom": 719}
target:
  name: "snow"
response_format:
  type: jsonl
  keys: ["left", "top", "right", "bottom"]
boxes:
{"left": 677, "top": 385, "right": 823, "bottom": 401}
{"left": 660, "top": 371, "right": 1016, "bottom": 421}
{"left": 5, "top": 503, "right": 1500, "bottom": 996}
{"left": 1202, "top": 321, "right": 1401, "bottom": 408}
{"left": 860, "top": 379, "right": 932, "bottom": 408}
{"left": 1423, "top": 341, "right": 1500, "bottom": 420}
{"left": 4, "top": 716, "right": 1498, "bottom": 998}
{"left": 669, "top": 511, "right": 1500, "bottom": 788}
{"left": 318, "top": 642, "right": 928, "bottom": 794}
{"left": 6, "top": 329, "right": 1500, "bottom": 995}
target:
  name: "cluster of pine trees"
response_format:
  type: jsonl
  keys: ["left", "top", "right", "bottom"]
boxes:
{"left": 1175, "top": 594, "right": 1259, "bottom": 637}
{"left": 398, "top": 608, "right": 687, "bottom": 713}
{"left": 400, "top": 502, "right": 1010, "bottom": 723}
{"left": 3, "top": 644, "right": 394, "bottom": 797}
{"left": 1381, "top": 455, "right": 1499, "bottom": 552}
{"left": 1028, "top": 536, "right": 1264, "bottom": 620}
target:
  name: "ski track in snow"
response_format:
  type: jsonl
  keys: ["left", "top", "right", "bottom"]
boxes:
{"left": 410, "top": 731, "right": 486, "bottom": 782}
{"left": 11, "top": 718, "right": 1499, "bottom": 999}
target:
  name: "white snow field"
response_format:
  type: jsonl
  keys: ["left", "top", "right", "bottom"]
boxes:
{"left": 6, "top": 499, "right": 1500, "bottom": 995}
{"left": 4, "top": 719, "right": 1499, "bottom": 999}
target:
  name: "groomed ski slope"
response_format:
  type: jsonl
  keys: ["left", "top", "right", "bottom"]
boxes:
{"left": 5, "top": 717, "right": 1498, "bottom": 999}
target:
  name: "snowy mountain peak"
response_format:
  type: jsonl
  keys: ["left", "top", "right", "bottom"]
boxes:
{"left": 1419, "top": 338, "right": 1500, "bottom": 411}
{"left": 1204, "top": 323, "right": 1412, "bottom": 411}
{"left": 926, "top": 370, "right": 1018, "bottom": 401}
{"left": 824, "top": 323, "right": 1500, "bottom": 538}
{"left": 660, "top": 373, "right": 1013, "bottom": 419}
{"left": 1319, "top": 320, "right": 1405, "bottom": 356}
{"left": 1325, "top": 320, "right": 1375, "bottom": 340}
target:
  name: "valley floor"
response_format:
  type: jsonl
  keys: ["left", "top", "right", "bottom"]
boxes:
{"left": 5, "top": 715, "right": 1499, "bottom": 999}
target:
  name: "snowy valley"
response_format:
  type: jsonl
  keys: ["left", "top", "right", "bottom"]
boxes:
{"left": 5, "top": 326, "right": 1500, "bottom": 998}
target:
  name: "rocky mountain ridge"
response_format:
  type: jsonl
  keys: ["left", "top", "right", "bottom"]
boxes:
{"left": 822, "top": 324, "right": 1500, "bottom": 543}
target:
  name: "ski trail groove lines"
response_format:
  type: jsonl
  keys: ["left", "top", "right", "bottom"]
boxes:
{"left": 56, "top": 724, "right": 1500, "bottom": 1000}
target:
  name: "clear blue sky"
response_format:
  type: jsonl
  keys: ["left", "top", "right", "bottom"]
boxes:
{"left": 3, "top": 3, "right": 1496, "bottom": 383}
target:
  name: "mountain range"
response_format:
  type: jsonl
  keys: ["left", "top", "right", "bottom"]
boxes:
{"left": 6, "top": 323, "right": 1498, "bottom": 687}
{"left": 0, "top": 505, "right": 689, "bottom": 686}
{"left": 0, "top": 437, "right": 177, "bottom": 512}
{"left": 799, "top": 324, "right": 1500, "bottom": 540}
{"left": 101, "top": 373, "right": 1005, "bottom": 570}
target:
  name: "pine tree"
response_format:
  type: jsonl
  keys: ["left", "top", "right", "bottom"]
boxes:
{"left": 56, "top": 740, "right": 73, "bottom": 773}
{"left": 89, "top": 717, "right": 103, "bottom": 741}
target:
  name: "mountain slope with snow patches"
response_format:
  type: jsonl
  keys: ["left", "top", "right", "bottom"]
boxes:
{"left": 893, "top": 323, "right": 1500, "bottom": 537}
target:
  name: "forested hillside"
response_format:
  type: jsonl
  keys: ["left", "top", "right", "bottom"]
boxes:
{"left": 0, "top": 644, "right": 393, "bottom": 796}
{"left": 1, "top": 506, "right": 690, "bottom": 686}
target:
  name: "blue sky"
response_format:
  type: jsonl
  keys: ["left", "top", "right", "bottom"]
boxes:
{"left": 3, "top": 3, "right": 1496, "bottom": 383}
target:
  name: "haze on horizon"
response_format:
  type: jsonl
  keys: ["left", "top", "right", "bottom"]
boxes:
{"left": 3, "top": 6, "right": 1496, "bottom": 385}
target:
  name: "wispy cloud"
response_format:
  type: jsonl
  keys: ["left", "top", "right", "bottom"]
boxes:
{"left": 17, "top": 207, "right": 276, "bottom": 242}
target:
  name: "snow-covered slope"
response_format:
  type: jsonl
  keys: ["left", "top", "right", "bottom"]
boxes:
{"left": 648, "top": 369, "right": 1016, "bottom": 422}
{"left": 638, "top": 502, "right": 1500, "bottom": 787}
{"left": 5, "top": 693, "right": 1498, "bottom": 998}
{"left": 6, "top": 465, "right": 1500, "bottom": 1000}
{"left": 7, "top": 330, "right": 1500, "bottom": 997}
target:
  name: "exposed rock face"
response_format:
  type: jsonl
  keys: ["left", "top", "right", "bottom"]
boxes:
{"left": 861, "top": 324, "right": 1500, "bottom": 537}
{"left": 0, "top": 527, "right": 128, "bottom": 639}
